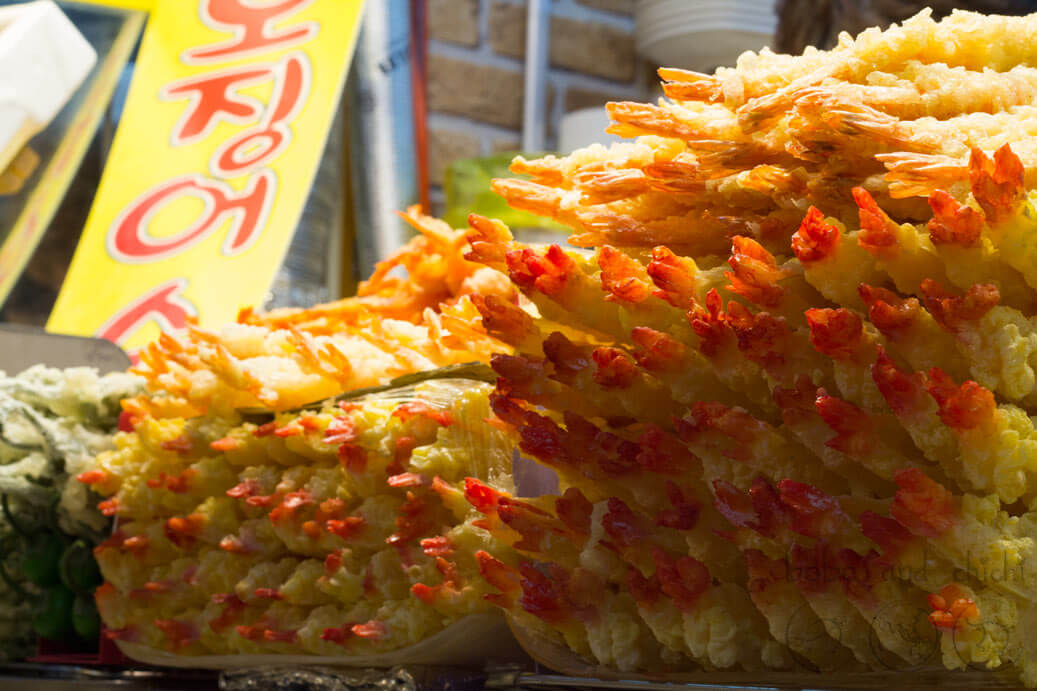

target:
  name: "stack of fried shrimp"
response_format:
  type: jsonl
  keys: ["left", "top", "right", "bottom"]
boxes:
{"left": 85, "top": 210, "right": 525, "bottom": 660}
{"left": 458, "top": 9, "right": 1037, "bottom": 685}
{"left": 126, "top": 207, "right": 514, "bottom": 419}
{"left": 86, "top": 380, "right": 522, "bottom": 657}
{"left": 493, "top": 9, "right": 1037, "bottom": 256}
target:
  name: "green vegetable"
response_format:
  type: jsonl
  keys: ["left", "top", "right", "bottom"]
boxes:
{"left": 0, "top": 494, "right": 31, "bottom": 537}
{"left": 442, "top": 153, "right": 569, "bottom": 233}
{"left": 59, "top": 540, "right": 101, "bottom": 594}
{"left": 71, "top": 594, "right": 100, "bottom": 641}
{"left": 32, "top": 585, "right": 73, "bottom": 640}
{"left": 21, "top": 533, "right": 64, "bottom": 587}
{"left": 0, "top": 366, "right": 142, "bottom": 656}
{"left": 0, "top": 534, "right": 27, "bottom": 599}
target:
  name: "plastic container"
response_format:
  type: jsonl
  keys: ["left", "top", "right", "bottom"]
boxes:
{"left": 0, "top": 1, "right": 96, "bottom": 174}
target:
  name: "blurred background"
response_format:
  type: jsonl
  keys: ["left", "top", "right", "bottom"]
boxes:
{"left": 2, "top": 0, "right": 1037, "bottom": 328}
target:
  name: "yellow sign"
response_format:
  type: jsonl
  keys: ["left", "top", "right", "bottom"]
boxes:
{"left": 49, "top": 0, "right": 364, "bottom": 354}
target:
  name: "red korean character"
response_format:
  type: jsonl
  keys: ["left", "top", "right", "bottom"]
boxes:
{"left": 183, "top": 0, "right": 318, "bottom": 65}
{"left": 162, "top": 64, "right": 273, "bottom": 146}
{"left": 97, "top": 278, "right": 197, "bottom": 347}
{"left": 107, "top": 169, "right": 276, "bottom": 262}
{"left": 209, "top": 52, "right": 310, "bottom": 178}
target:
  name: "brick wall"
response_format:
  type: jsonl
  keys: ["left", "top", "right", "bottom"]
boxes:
{"left": 425, "top": 0, "right": 653, "bottom": 194}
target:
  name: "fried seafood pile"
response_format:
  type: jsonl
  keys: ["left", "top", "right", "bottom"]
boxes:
{"left": 83, "top": 210, "right": 524, "bottom": 659}
{"left": 86, "top": 380, "right": 521, "bottom": 657}
{"left": 127, "top": 207, "right": 513, "bottom": 418}
{"left": 459, "top": 9, "right": 1037, "bottom": 684}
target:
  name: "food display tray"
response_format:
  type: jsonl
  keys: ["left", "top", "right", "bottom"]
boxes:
{"left": 3, "top": 662, "right": 1032, "bottom": 691}
{"left": 485, "top": 668, "right": 1030, "bottom": 691}
{"left": 114, "top": 614, "right": 527, "bottom": 670}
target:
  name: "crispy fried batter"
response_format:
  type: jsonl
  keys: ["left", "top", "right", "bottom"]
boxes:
{"left": 463, "top": 10, "right": 1037, "bottom": 684}
{"left": 129, "top": 208, "right": 513, "bottom": 415}
{"left": 111, "top": 8, "right": 1037, "bottom": 683}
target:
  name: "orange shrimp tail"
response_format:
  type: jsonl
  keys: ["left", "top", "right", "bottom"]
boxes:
{"left": 602, "top": 497, "right": 649, "bottom": 552}
{"left": 517, "top": 562, "right": 571, "bottom": 624}
{"left": 154, "top": 619, "right": 199, "bottom": 651}
{"left": 792, "top": 207, "right": 840, "bottom": 263}
{"left": 688, "top": 289, "right": 736, "bottom": 357}
{"left": 712, "top": 477, "right": 790, "bottom": 539}
{"left": 542, "top": 332, "right": 593, "bottom": 385}
{"left": 891, "top": 468, "right": 957, "bottom": 538}
{"left": 497, "top": 496, "right": 562, "bottom": 553}
{"left": 815, "top": 391, "right": 877, "bottom": 457}
{"left": 927, "top": 190, "right": 984, "bottom": 247}
{"left": 554, "top": 488, "right": 593, "bottom": 536}
{"left": 920, "top": 279, "right": 1000, "bottom": 333}
{"left": 859, "top": 284, "right": 920, "bottom": 337}
{"left": 647, "top": 246, "right": 698, "bottom": 308}
{"left": 805, "top": 308, "right": 869, "bottom": 362}
{"left": 675, "top": 401, "right": 765, "bottom": 462}
{"left": 652, "top": 546, "right": 711, "bottom": 612}
{"left": 465, "top": 214, "right": 512, "bottom": 267}
{"left": 925, "top": 367, "right": 996, "bottom": 431}
{"left": 472, "top": 294, "right": 535, "bottom": 345}
{"left": 592, "top": 346, "right": 638, "bottom": 389}
{"left": 969, "top": 144, "right": 1025, "bottom": 225}
{"left": 860, "top": 510, "right": 916, "bottom": 561}
{"left": 630, "top": 327, "right": 686, "bottom": 372}
{"left": 637, "top": 424, "right": 699, "bottom": 475}
{"left": 725, "top": 236, "right": 787, "bottom": 308}
{"left": 777, "top": 479, "right": 847, "bottom": 540}
{"left": 853, "top": 187, "right": 899, "bottom": 254}
{"left": 872, "top": 347, "right": 929, "bottom": 417}
{"left": 491, "top": 353, "right": 550, "bottom": 400}
{"left": 727, "top": 305, "right": 790, "bottom": 374}
{"left": 476, "top": 550, "right": 521, "bottom": 609}
{"left": 598, "top": 246, "right": 654, "bottom": 303}
{"left": 505, "top": 245, "right": 576, "bottom": 296}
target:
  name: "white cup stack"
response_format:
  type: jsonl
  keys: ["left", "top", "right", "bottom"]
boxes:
{"left": 635, "top": 0, "right": 778, "bottom": 71}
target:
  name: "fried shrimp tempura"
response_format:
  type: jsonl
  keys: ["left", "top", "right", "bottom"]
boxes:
{"left": 129, "top": 208, "right": 513, "bottom": 416}
{"left": 91, "top": 382, "right": 524, "bottom": 657}
{"left": 495, "top": 11, "right": 1037, "bottom": 258}
{"left": 94, "top": 7, "right": 1037, "bottom": 685}
{"left": 464, "top": 10, "right": 1037, "bottom": 684}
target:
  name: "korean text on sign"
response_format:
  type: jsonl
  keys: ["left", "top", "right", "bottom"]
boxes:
{"left": 48, "top": 0, "right": 364, "bottom": 354}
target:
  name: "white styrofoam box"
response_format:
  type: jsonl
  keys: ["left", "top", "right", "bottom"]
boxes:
{"left": 0, "top": 0, "right": 96, "bottom": 172}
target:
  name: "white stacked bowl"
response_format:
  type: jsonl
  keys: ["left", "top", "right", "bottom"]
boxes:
{"left": 636, "top": 0, "right": 777, "bottom": 70}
